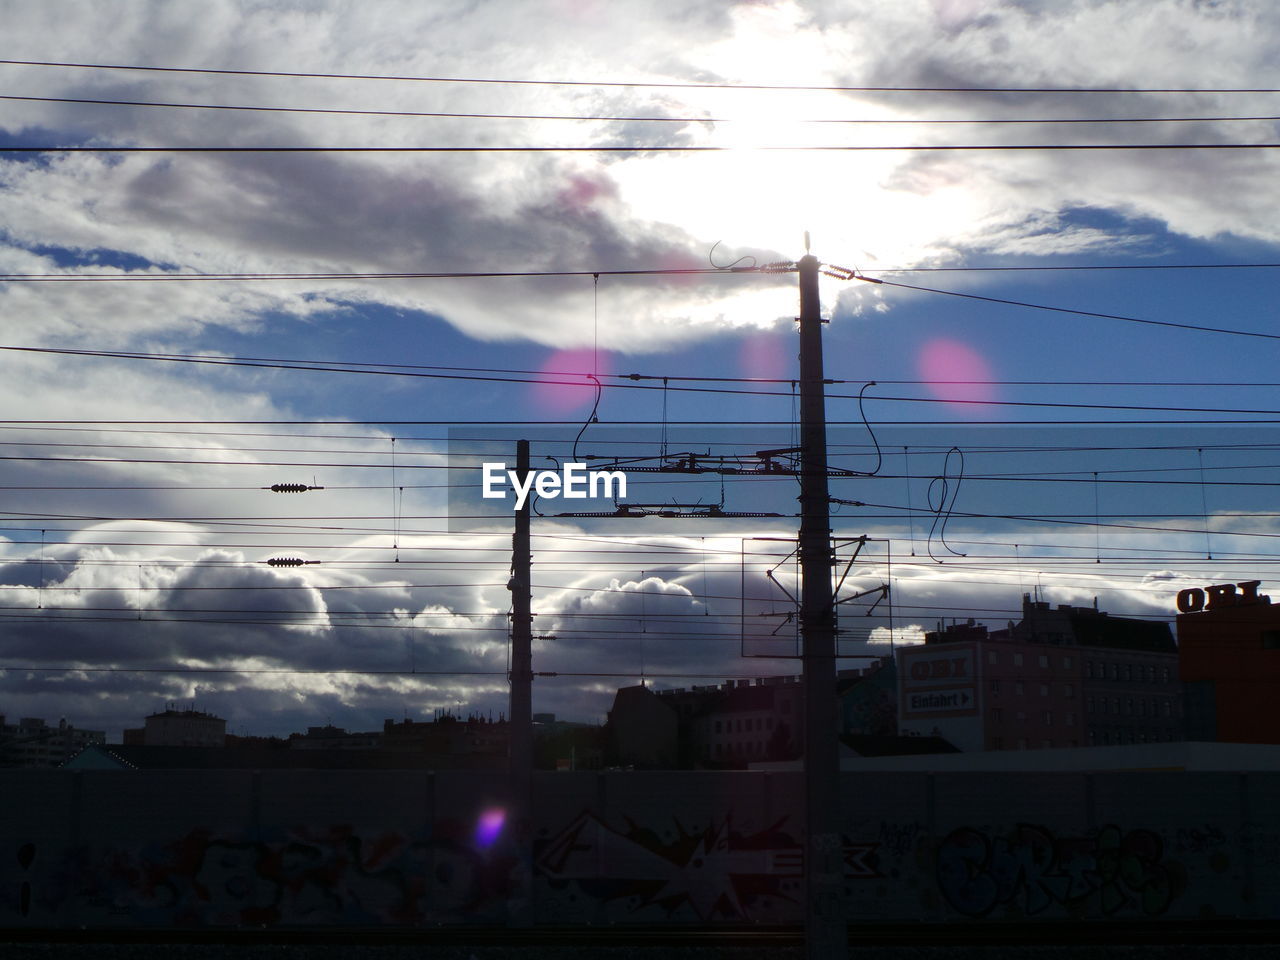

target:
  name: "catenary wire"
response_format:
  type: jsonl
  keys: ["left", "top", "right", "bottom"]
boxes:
{"left": 5, "top": 59, "right": 1280, "bottom": 94}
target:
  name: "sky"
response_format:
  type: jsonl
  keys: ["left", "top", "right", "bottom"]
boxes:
{"left": 3, "top": 0, "right": 1280, "bottom": 739}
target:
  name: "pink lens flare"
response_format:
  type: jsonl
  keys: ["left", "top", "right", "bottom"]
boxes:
{"left": 474, "top": 807, "right": 506, "bottom": 849}
{"left": 916, "top": 338, "right": 997, "bottom": 411}
{"left": 530, "top": 348, "right": 609, "bottom": 414}
{"left": 739, "top": 332, "right": 792, "bottom": 385}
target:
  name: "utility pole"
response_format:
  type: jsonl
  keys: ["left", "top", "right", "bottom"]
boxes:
{"left": 508, "top": 438, "right": 534, "bottom": 927}
{"left": 797, "top": 247, "right": 845, "bottom": 958}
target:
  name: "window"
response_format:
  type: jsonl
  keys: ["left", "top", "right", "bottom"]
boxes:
{"left": 767, "top": 717, "right": 774, "bottom": 730}
{"left": 1063, "top": 656, "right": 1073, "bottom": 670}
{"left": 1039, "top": 684, "right": 1049, "bottom": 697}
{"left": 1113, "top": 697, "right": 1120, "bottom": 714}
{"left": 1039, "top": 654, "right": 1049, "bottom": 668}
{"left": 992, "top": 708, "right": 1004, "bottom": 722}
{"left": 993, "top": 737, "right": 1004, "bottom": 750}
{"left": 1063, "top": 684, "right": 1075, "bottom": 698}
{"left": 1087, "top": 696, "right": 1095, "bottom": 714}
{"left": 1041, "top": 739, "right": 1053, "bottom": 748}
{"left": 990, "top": 679, "right": 1000, "bottom": 694}
{"left": 1085, "top": 661, "right": 1094, "bottom": 679}
{"left": 715, "top": 720, "right": 722, "bottom": 733}
{"left": 1162, "top": 668, "right": 1171, "bottom": 683}
{"left": 1016, "top": 738, "right": 1028, "bottom": 749}
{"left": 1016, "top": 711, "right": 1027, "bottom": 723}
{"left": 1015, "top": 682, "right": 1025, "bottom": 696}
{"left": 1126, "top": 698, "right": 1134, "bottom": 715}
{"left": 988, "top": 650, "right": 998, "bottom": 664}
{"left": 1066, "top": 712, "right": 1076, "bottom": 727}
{"left": 1014, "top": 653, "right": 1024, "bottom": 667}
{"left": 1043, "top": 711, "right": 1053, "bottom": 725}
{"left": 1124, "top": 664, "right": 1133, "bottom": 681}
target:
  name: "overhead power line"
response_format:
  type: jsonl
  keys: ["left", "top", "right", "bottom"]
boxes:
{"left": 4, "top": 59, "right": 1280, "bottom": 94}
{"left": 864, "top": 276, "right": 1280, "bottom": 342}
{"left": 5, "top": 263, "right": 1280, "bottom": 282}
{"left": 12, "top": 142, "right": 1280, "bottom": 153}
{"left": 0, "top": 267, "right": 771, "bottom": 282}
{"left": 8, "top": 92, "right": 1280, "bottom": 126}
{"left": 7, "top": 344, "right": 1280, "bottom": 414}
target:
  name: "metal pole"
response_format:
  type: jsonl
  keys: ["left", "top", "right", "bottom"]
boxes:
{"left": 509, "top": 438, "right": 534, "bottom": 926}
{"left": 797, "top": 253, "right": 845, "bottom": 957}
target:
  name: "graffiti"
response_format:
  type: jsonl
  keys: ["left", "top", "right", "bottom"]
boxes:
{"left": 1175, "top": 825, "right": 1226, "bottom": 855}
{"left": 936, "top": 824, "right": 1187, "bottom": 919}
{"left": 535, "top": 811, "right": 881, "bottom": 922}
{"left": 879, "top": 821, "right": 924, "bottom": 858}
{"left": 37, "top": 821, "right": 516, "bottom": 926}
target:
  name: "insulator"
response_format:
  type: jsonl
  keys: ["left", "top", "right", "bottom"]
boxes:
{"left": 266, "top": 557, "right": 307, "bottom": 567}
{"left": 270, "top": 483, "right": 314, "bottom": 493}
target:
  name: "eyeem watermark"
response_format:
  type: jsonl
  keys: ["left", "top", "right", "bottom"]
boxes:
{"left": 482, "top": 462, "right": 627, "bottom": 510}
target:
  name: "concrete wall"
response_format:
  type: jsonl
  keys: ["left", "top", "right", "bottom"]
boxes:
{"left": 0, "top": 769, "right": 1274, "bottom": 928}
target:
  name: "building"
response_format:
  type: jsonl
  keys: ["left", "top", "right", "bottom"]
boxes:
{"left": 839, "top": 659, "right": 898, "bottom": 737}
{"left": 606, "top": 684, "right": 679, "bottom": 768}
{"left": 123, "top": 706, "right": 226, "bottom": 748}
{"left": 613, "top": 663, "right": 897, "bottom": 769}
{"left": 289, "top": 724, "right": 382, "bottom": 751}
{"left": 380, "top": 714, "right": 510, "bottom": 758}
{"left": 1177, "top": 579, "right": 1280, "bottom": 743}
{"left": 898, "top": 596, "right": 1182, "bottom": 751}
{"left": 0, "top": 716, "right": 104, "bottom": 767}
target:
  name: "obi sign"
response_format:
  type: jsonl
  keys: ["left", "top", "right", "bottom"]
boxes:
{"left": 1176, "top": 580, "right": 1271, "bottom": 614}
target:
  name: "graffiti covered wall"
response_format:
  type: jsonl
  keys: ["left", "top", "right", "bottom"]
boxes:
{"left": 0, "top": 769, "right": 1274, "bottom": 927}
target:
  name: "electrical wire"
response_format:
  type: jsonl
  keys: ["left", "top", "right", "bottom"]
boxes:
{"left": 14, "top": 142, "right": 1280, "bottom": 153}
{"left": 6, "top": 59, "right": 1280, "bottom": 94}
{"left": 864, "top": 275, "right": 1280, "bottom": 342}
{"left": 8, "top": 345, "right": 1280, "bottom": 413}
{"left": 10, "top": 92, "right": 1280, "bottom": 127}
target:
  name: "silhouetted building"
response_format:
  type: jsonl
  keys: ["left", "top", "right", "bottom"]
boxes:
{"left": 380, "top": 714, "right": 509, "bottom": 757}
{"left": 606, "top": 683, "right": 678, "bottom": 768}
{"left": 899, "top": 596, "right": 1181, "bottom": 751}
{"left": 610, "top": 664, "right": 896, "bottom": 769}
{"left": 124, "top": 706, "right": 226, "bottom": 748}
{"left": 0, "top": 715, "right": 104, "bottom": 767}
{"left": 1177, "top": 579, "right": 1280, "bottom": 743}
{"left": 839, "top": 659, "right": 898, "bottom": 736}
{"left": 289, "top": 725, "right": 382, "bottom": 750}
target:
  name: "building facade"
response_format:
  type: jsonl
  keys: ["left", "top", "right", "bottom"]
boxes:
{"left": 124, "top": 707, "right": 227, "bottom": 748}
{"left": 0, "top": 716, "right": 105, "bottom": 767}
{"left": 898, "top": 596, "right": 1182, "bottom": 751}
{"left": 1177, "top": 579, "right": 1280, "bottom": 743}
